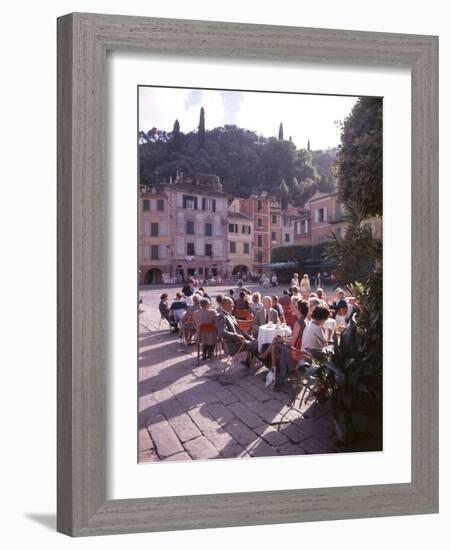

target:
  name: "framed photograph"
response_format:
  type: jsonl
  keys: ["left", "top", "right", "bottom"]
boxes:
{"left": 57, "top": 13, "right": 438, "bottom": 536}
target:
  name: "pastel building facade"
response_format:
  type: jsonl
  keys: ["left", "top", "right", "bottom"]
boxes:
{"left": 139, "top": 187, "right": 172, "bottom": 284}
{"left": 241, "top": 194, "right": 271, "bottom": 271}
{"left": 293, "top": 192, "right": 349, "bottom": 245}
{"left": 227, "top": 198, "right": 254, "bottom": 275}
{"left": 139, "top": 174, "right": 229, "bottom": 283}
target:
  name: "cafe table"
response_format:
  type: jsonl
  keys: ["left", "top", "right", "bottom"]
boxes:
{"left": 257, "top": 323, "right": 292, "bottom": 352}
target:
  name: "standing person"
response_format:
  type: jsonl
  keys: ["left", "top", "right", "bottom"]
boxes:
{"left": 316, "top": 272, "right": 322, "bottom": 289}
{"left": 290, "top": 272, "right": 299, "bottom": 288}
{"left": 194, "top": 298, "right": 218, "bottom": 359}
{"left": 181, "top": 278, "right": 195, "bottom": 305}
{"left": 271, "top": 273, "right": 278, "bottom": 287}
{"left": 300, "top": 274, "right": 311, "bottom": 297}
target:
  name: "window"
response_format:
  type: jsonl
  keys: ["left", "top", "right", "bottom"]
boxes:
{"left": 316, "top": 207, "right": 326, "bottom": 223}
{"left": 285, "top": 233, "right": 290, "bottom": 242}
{"left": 271, "top": 231, "right": 276, "bottom": 242}
{"left": 143, "top": 199, "right": 150, "bottom": 212}
{"left": 150, "top": 222, "right": 158, "bottom": 237}
{"left": 187, "top": 243, "right": 195, "bottom": 256}
{"left": 298, "top": 220, "right": 309, "bottom": 234}
{"left": 335, "top": 227, "right": 342, "bottom": 239}
{"left": 257, "top": 235, "right": 263, "bottom": 247}
{"left": 156, "top": 199, "right": 164, "bottom": 211}
{"left": 205, "top": 243, "right": 213, "bottom": 257}
{"left": 143, "top": 245, "right": 149, "bottom": 259}
{"left": 272, "top": 214, "right": 277, "bottom": 224}
{"left": 228, "top": 223, "right": 238, "bottom": 233}
{"left": 242, "top": 224, "right": 251, "bottom": 234}
{"left": 183, "top": 195, "right": 197, "bottom": 210}
{"left": 186, "top": 221, "right": 195, "bottom": 234}
{"left": 202, "top": 198, "right": 216, "bottom": 212}
{"left": 150, "top": 245, "right": 159, "bottom": 260}
{"left": 205, "top": 223, "right": 213, "bottom": 237}
{"left": 229, "top": 241, "right": 236, "bottom": 253}
{"left": 243, "top": 243, "right": 250, "bottom": 254}
{"left": 257, "top": 200, "right": 263, "bottom": 212}
{"left": 257, "top": 217, "right": 263, "bottom": 229}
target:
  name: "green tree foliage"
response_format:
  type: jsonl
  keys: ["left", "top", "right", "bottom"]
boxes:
{"left": 336, "top": 97, "right": 382, "bottom": 217}
{"left": 198, "top": 106, "right": 206, "bottom": 150}
{"left": 139, "top": 124, "right": 336, "bottom": 202}
{"left": 278, "top": 122, "right": 284, "bottom": 141}
{"left": 279, "top": 179, "right": 289, "bottom": 210}
{"left": 171, "top": 119, "right": 181, "bottom": 152}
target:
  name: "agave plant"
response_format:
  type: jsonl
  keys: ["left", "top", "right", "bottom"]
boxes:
{"left": 296, "top": 311, "right": 381, "bottom": 444}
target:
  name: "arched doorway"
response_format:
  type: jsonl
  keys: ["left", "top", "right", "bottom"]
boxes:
{"left": 232, "top": 265, "right": 248, "bottom": 276}
{"left": 144, "top": 268, "right": 162, "bottom": 284}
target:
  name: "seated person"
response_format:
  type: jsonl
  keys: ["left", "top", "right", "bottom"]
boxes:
{"left": 324, "top": 309, "right": 337, "bottom": 342}
{"left": 259, "top": 300, "right": 309, "bottom": 387}
{"left": 278, "top": 290, "right": 291, "bottom": 308}
{"left": 234, "top": 290, "right": 250, "bottom": 312}
{"left": 158, "top": 293, "right": 170, "bottom": 323}
{"left": 249, "top": 292, "right": 263, "bottom": 315}
{"left": 301, "top": 305, "right": 329, "bottom": 352}
{"left": 271, "top": 295, "right": 285, "bottom": 323}
{"left": 193, "top": 298, "right": 218, "bottom": 359}
{"left": 215, "top": 293, "right": 224, "bottom": 313}
{"left": 185, "top": 294, "right": 201, "bottom": 316}
{"left": 216, "top": 297, "right": 258, "bottom": 364}
{"left": 182, "top": 294, "right": 201, "bottom": 344}
{"left": 251, "top": 296, "right": 279, "bottom": 334}
{"left": 316, "top": 288, "right": 329, "bottom": 308}
{"left": 307, "top": 297, "right": 321, "bottom": 322}
{"left": 330, "top": 288, "right": 348, "bottom": 323}
{"left": 168, "top": 292, "right": 187, "bottom": 332}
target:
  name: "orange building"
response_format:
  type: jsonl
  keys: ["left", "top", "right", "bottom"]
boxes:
{"left": 241, "top": 194, "right": 271, "bottom": 272}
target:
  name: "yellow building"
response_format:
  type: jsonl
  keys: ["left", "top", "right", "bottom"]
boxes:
{"left": 227, "top": 198, "right": 254, "bottom": 276}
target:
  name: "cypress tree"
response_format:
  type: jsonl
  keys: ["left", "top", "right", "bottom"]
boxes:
{"left": 172, "top": 119, "right": 181, "bottom": 151}
{"left": 278, "top": 122, "right": 284, "bottom": 141}
{"left": 279, "top": 178, "right": 289, "bottom": 210}
{"left": 198, "top": 106, "right": 206, "bottom": 150}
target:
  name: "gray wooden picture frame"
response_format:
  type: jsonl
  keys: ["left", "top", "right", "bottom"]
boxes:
{"left": 57, "top": 12, "right": 438, "bottom": 537}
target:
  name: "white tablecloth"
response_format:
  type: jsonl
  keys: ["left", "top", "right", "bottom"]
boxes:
{"left": 257, "top": 324, "right": 292, "bottom": 352}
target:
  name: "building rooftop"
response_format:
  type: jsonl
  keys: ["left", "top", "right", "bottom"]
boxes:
{"left": 228, "top": 211, "right": 251, "bottom": 220}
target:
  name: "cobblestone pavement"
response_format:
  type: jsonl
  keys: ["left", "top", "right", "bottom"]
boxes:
{"left": 139, "top": 285, "right": 342, "bottom": 463}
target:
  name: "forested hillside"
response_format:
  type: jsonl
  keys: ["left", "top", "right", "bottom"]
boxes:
{"left": 139, "top": 116, "right": 337, "bottom": 207}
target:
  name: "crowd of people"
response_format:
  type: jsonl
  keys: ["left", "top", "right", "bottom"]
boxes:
{"left": 156, "top": 274, "right": 358, "bottom": 390}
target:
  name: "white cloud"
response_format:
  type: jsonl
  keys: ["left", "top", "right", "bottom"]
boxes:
{"left": 139, "top": 86, "right": 358, "bottom": 149}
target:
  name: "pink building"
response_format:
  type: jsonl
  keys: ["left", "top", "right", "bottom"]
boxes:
{"left": 293, "top": 192, "right": 349, "bottom": 245}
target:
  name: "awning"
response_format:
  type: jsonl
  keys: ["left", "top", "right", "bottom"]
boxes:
{"left": 257, "top": 261, "right": 299, "bottom": 269}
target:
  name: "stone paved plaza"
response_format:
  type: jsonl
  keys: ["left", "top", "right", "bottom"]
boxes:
{"left": 138, "top": 284, "right": 349, "bottom": 462}
{"left": 139, "top": 287, "right": 350, "bottom": 462}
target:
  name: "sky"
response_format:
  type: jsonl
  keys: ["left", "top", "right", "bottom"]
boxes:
{"left": 139, "top": 86, "right": 359, "bottom": 151}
